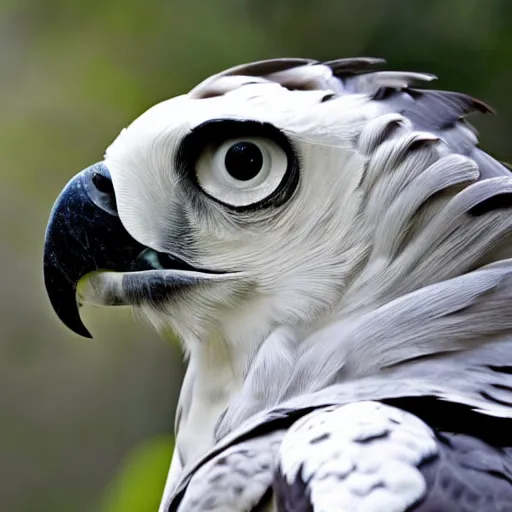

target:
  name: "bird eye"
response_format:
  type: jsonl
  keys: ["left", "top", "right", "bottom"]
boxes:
{"left": 195, "top": 136, "right": 289, "bottom": 207}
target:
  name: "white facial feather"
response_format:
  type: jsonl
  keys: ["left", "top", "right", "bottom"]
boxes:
{"left": 105, "top": 86, "right": 370, "bottom": 337}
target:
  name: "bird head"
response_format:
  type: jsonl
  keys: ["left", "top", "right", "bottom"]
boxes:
{"left": 44, "top": 59, "right": 378, "bottom": 348}
{"left": 44, "top": 57, "right": 511, "bottom": 370}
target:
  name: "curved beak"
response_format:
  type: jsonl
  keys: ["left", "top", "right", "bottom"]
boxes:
{"left": 43, "top": 163, "right": 145, "bottom": 338}
{"left": 44, "top": 162, "right": 238, "bottom": 339}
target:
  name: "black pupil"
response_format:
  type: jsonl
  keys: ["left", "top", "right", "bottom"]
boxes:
{"left": 224, "top": 142, "right": 263, "bottom": 181}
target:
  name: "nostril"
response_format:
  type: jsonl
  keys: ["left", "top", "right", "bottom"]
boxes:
{"left": 85, "top": 164, "right": 118, "bottom": 216}
{"left": 92, "top": 172, "right": 114, "bottom": 195}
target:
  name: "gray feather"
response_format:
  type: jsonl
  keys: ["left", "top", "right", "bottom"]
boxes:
{"left": 176, "top": 431, "right": 284, "bottom": 512}
{"left": 416, "top": 434, "right": 512, "bottom": 512}
{"left": 191, "top": 57, "right": 508, "bottom": 187}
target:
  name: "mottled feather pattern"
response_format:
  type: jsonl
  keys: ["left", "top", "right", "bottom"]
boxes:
{"left": 176, "top": 431, "right": 285, "bottom": 512}
{"left": 276, "top": 402, "right": 437, "bottom": 512}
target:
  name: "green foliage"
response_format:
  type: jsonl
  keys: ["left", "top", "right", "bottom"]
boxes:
{"left": 100, "top": 435, "right": 174, "bottom": 512}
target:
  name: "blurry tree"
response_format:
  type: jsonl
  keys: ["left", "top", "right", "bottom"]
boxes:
{"left": 0, "top": 0, "right": 510, "bottom": 510}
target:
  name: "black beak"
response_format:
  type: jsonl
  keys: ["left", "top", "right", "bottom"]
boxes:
{"left": 43, "top": 163, "right": 145, "bottom": 338}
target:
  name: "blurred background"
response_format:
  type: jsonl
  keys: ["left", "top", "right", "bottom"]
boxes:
{"left": 1, "top": 0, "right": 511, "bottom": 510}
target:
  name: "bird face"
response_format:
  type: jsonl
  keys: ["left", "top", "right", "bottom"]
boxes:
{"left": 43, "top": 67, "right": 371, "bottom": 348}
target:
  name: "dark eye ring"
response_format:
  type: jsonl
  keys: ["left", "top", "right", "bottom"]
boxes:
{"left": 194, "top": 136, "right": 287, "bottom": 206}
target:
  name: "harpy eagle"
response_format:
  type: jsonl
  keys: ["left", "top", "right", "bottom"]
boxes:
{"left": 44, "top": 58, "right": 512, "bottom": 511}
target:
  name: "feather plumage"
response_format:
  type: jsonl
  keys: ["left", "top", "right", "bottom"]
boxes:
{"left": 74, "top": 57, "right": 512, "bottom": 511}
